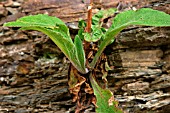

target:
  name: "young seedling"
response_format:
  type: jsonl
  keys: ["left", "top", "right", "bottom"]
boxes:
{"left": 4, "top": 2, "right": 170, "bottom": 112}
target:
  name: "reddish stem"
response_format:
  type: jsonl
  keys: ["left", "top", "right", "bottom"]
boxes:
{"left": 84, "top": 0, "right": 93, "bottom": 53}
{"left": 86, "top": 0, "right": 93, "bottom": 33}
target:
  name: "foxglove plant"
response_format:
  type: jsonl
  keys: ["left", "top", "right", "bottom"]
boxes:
{"left": 4, "top": 3, "right": 170, "bottom": 113}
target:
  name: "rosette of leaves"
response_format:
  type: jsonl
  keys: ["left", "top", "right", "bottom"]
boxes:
{"left": 4, "top": 8, "right": 170, "bottom": 113}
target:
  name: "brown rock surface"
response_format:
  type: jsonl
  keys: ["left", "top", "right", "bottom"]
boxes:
{"left": 0, "top": 0, "right": 170, "bottom": 112}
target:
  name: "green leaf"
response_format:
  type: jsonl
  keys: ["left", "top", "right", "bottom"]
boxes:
{"left": 84, "top": 26, "right": 103, "bottom": 42}
{"left": 112, "top": 8, "right": 170, "bottom": 29}
{"left": 78, "top": 20, "right": 86, "bottom": 28}
{"left": 4, "top": 14, "right": 87, "bottom": 74}
{"left": 90, "top": 8, "right": 170, "bottom": 69}
{"left": 78, "top": 28, "right": 85, "bottom": 40}
{"left": 90, "top": 74, "right": 123, "bottom": 113}
{"left": 77, "top": 20, "right": 86, "bottom": 40}
{"left": 74, "top": 35, "right": 86, "bottom": 72}
{"left": 4, "top": 14, "right": 65, "bottom": 28}
{"left": 92, "top": 26, "right": 103, "bottom": 41}
{"left": 92, "top": 8, "right": 116, "bottom": 25}
{"left": 83, "top": 32, "right": 92, "bottom": 42}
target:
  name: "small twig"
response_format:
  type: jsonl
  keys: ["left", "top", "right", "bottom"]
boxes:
{"left": 84, "top": 0, "right": 93, "bottom": 52}
{"left": 85, "top": 0, "right": 93, "bottom": 33}
{"left": 83, "top": 0, "right": 93, "bottom": 62}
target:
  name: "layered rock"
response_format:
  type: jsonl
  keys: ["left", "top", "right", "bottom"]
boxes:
{"left": 0, "top": 0, "right": 170, "bottom": 112}
{"left": 107, "top": 26, "right": 170, "bottom": 112}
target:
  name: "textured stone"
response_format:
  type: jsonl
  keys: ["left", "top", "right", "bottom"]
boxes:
{"left": 109, "top": 49, "right": 163, "bottom": 68}
{"left": 0, "top": 5, "right": 8, "bottom": 17}
{"left": 0, "top": 0, "right": 170, "bottom": 113}
{"left": 115, "top": 27, "right": 170, "bottom": 48}
{"left": 122, "top": 81, "right": 149, "bottom": 91}
{"left": 116, "top": 91, "right": 170, "bottom": 111}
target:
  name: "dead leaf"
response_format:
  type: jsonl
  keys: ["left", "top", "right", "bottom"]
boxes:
{"left": 85, "top": 82, "right": 93, "bottom": 94}
{"left": 68, "top": 65, "right": 86, "bottom": 102}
